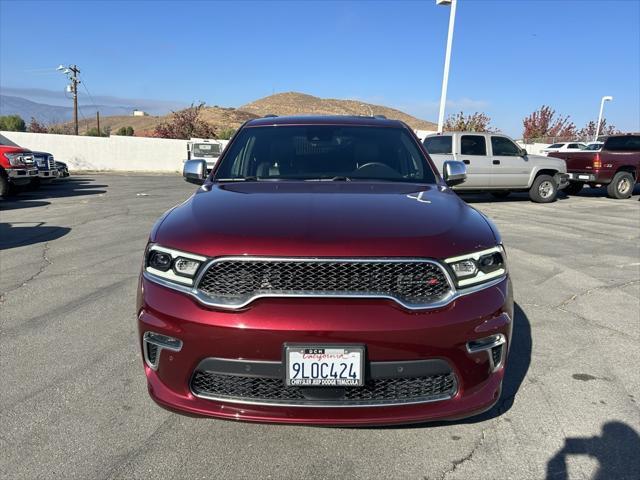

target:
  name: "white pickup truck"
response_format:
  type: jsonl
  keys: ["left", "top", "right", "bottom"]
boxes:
{"left": 423, "top": 132, "right": 568, "bottom": 203}
{"left": 186, "top": 138, "right": 227, "bottom": 174}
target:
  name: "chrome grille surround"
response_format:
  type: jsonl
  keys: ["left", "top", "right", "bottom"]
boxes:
{"left": 194, "top": 257, "right": 455, "bottom": 310}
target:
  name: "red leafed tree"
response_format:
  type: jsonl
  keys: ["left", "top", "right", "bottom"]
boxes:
{"left": 28, "top": 117, "right": 48, "bottom": 133}
{"left": 577, "top": 119, "right": 619, "bottom": 139}
{"left": 522, "top": 106, "right": 576, "bottom": 140}
{"left": 443, "top": 111, "right": 496, "bottom": 132}
{"left": 154, "top": 102, "right": 217, "bottom": 139}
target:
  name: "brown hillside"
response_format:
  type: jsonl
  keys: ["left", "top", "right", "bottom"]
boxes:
{"left": 241, "top": 92, "right": 436, "bottom": 130}
{"left": 60, "top": 92, "right": 435, "bottom": 136}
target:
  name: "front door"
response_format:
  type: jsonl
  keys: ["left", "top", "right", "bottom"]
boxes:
{"left": 490, "top": 135, "right": 530, "bottom": 188}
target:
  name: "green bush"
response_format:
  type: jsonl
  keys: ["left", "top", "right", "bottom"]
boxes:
{"left": 0, "top": 115, "right": 26, "bottom": 132}
{"left": 217, "top": 128, "right": 236, "bottom": 140}
{"left": 115, "top": 126, "right": 134, "bottom": 136}
{"left": 85, "top": 127, "right": 107, "bottom": 137}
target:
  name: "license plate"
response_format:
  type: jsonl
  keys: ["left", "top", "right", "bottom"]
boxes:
{"left": 285, "top": 345, "right": 364, "bottom": 387}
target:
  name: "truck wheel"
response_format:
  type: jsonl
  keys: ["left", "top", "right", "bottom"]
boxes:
{"left": 0, "top": 171, "right": 16, "bottom": 198}
{"left": 606, "top": 172, "right": 634, "bottom": 199}
{"left": 529, "top": 174, "right": 558, "bottom": 203}
{"left": 490, "top": 191, "right": 511, "bottom": 199}
{"left": 563, "top": 182, "right": 584, "bottom": 196}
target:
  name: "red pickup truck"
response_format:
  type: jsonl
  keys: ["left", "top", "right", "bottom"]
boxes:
{"left": 548, "top": 133, "right": 639, "bottom": 199}
{"left": 0, "top": 145, "right": 38, "bottom": 197}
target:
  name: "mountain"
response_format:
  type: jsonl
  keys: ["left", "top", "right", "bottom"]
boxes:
{"left": 241, "top": 92, "right": 437, "bottom": 131}
{"left": 46, "top": 91, "right": 436, "bottom": 136}
{"left": 0, "top": 94, "right": 134, "bottom": 124}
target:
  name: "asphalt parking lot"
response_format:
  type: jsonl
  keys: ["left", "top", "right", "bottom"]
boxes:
{"left": 1, "top": 174, "right": 639, "bottom": 480}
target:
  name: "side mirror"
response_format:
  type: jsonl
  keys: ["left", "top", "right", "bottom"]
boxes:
{"left": 519, "top": 148, "right": 528, "bottom": 156}
{"left": 183, "top": 159, "right": 207, "bottom": 185}
{"left": 443, "top": 160, "right": 467, "bottom": 187}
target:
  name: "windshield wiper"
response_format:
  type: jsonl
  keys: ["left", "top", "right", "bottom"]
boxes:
{"left": 304, "top": 176, "right": 352, "bottom": 182}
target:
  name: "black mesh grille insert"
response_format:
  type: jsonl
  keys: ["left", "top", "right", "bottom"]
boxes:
{"left": 196, "top": 259, "right": 451, "bottom": 306}
{"left": 146, "top": 343, "right": 158, "bottom": 366}
{"left": 191, "top": 371, "right": 456, "bottom": 405}
{"left": 491, "top": 345, "right": 503, "bottom": 366}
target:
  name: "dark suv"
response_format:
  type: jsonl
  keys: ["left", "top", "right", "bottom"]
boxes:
{"left": 138, "top": 116, "right": 513, "bottom": 425}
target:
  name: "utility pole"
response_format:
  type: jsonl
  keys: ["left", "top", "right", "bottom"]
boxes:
{"left": 96, "top": 111, "right": 101, "bottom": 136}
{"left": 436, "top": 0, "right": 457, "bottom": 133}
{"left": 58, "top": 64, "right": 81, "bottom": 135}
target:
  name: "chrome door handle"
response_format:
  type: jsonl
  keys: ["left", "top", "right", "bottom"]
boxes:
{"left": 462, "top": 160, "right": 470, "bottom": 165}
{"left": 493, "top": 160, "right": 500, "bottom": 165}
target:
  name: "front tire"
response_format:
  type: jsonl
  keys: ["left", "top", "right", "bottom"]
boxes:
{"left": 563, "top": 182, "right": 584, "bottom": 196}
{"left": 529, "top": 174, "right": 558, "bottom": 203}
{"left": 0, "top": 171, "right": 16, "bottom": 198}
{"left": 606, "top": 172, "right": 634, "bottom": 199}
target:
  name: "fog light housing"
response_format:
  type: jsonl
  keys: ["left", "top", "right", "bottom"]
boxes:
{"left": 142, "top": 332, "right": 183, "bottom": 371}
{"left": 467, "top": 334, "right": 506, "bottom": 372}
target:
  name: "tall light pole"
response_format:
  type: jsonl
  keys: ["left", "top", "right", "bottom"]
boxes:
{"left": 436, "top": 0, "right": 457, "bottom": 133}
{"left": 594, "top": 95, "right": 613, "bottom": 141}
{"left": 57, "top": 64, "right": 81, "bottom": 135}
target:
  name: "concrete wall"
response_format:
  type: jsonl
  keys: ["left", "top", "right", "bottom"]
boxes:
{"left": 0, "top": 131, "right": 228, "bottom": 172}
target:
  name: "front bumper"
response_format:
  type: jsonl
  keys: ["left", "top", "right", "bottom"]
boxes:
{"left": 137, "top": 276, "right": 513, "bottom": 425}
{"left": 37, "top": 169, "right": 59, "bottom": 179}
{"left": 7, "top": 167, "right": 38, "bottom": 185}
{"left": 556, "top": 173, "right": 570, "bottom": 189}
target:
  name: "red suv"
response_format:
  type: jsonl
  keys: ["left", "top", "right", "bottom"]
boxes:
{"left": 138, "top": 116, "right": 513, "bottom": 425}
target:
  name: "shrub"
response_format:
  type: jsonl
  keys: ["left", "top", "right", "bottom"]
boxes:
{"left": 0, "top": 115, "right": 26, "bottom": 132}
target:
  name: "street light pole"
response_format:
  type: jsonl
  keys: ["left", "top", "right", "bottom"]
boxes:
{"left": 594, "top": 95, "right": 613, "bottom": 141}
{"left": 437, "top": 0, "right": 457, "bottom": 133}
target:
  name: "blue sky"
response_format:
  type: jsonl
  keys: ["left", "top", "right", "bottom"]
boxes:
{"left": 1, "top": 0, "right": 639, "bottom": 136}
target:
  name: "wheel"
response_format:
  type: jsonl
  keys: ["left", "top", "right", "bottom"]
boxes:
{"left": 529, "top": 174, "right": 558, "bottom": 203}
{"left": 0, "top": 171, "right": 16, "bottom": 198}
{"left": 563, "top": 182, "right": 584, "bottom": 196}
{"left": 606, "top": 172, "right": 634, "bottom": 199}
{"left": 490, "top": 191, "right": 511, "bottom": 199}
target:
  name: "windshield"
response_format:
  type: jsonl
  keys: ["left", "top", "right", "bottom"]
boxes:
{"left": 192, "top": 143, "right": 221, "bottom": 157}
{"left": 214, "top": 125, "right": 437, "bottom": 183}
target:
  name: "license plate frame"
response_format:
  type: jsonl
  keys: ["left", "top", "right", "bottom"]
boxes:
{"left": 284, "top": 344, "right": 365, "bottom": 387}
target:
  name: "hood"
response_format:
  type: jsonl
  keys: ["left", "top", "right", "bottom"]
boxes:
{"left": 154, "top": 182, "right": 498, "bottom": 259}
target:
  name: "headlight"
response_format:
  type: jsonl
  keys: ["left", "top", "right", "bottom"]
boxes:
{"left": 144, "top": 245, "right": 206, "bottom": 286}
{"left": 445, "top": 245, "right": 507, "bottom": 288}
{"left": 4, "top": 153, "right": 34, "bottom": 167}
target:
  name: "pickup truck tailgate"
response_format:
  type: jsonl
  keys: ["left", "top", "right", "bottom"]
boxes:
{"left": 549, "top": 151, "right": 595, "bottom": 172}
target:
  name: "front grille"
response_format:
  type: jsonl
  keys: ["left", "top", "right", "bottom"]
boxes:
{"left": 190, "top": 371, "right": 456, "bottom": 406}
{"left": 196, "top": 259, "right": 451, "bottom": 308}
{"left": 47, "top": 156, "right": 55, "bottom": 170}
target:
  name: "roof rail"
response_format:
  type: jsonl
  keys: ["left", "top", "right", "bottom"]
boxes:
{"left": 263, "top": 114, "right": 278, "bottom": 118}
{"left": 373, "top": 114, "right": 387, "bottom": 119}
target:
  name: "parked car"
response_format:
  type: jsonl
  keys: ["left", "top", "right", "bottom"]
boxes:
{"left": 541, "top": 142, "right": 587, "bottom": 155}
{"left": 31, "top": 151, "right": 59, "bottom": 186}
{"left": 55, "top": 160, "right": 70, "bottom": 177}
{"left": 423, "top": 132, "right": 568, "bottom": 202}
{"left": 186, "top": 138, "right": 224, "bottom": 173}
{"left": 0, "top": 145, "right": 38, "bottom": 197}
{"left": 548, "top": 133, "right": 640, "bottom": 198}
{"left": 141, "top": 115, "right": 514, "bottom": 425}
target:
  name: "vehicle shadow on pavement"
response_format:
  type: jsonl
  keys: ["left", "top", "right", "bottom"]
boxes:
{"left": 0, "top": 222, "right": 71, "bottom": 250}
{"left": 17, "top": 177, "right": 108, "bottom": 200}
{"left": 0, "top": 200, "right": 51, "bottom": 211}
{"left": 563, "top": 184, "right": 640, "bottom": 199}
{"left": 460, "top": 193, "right": 569, "bottom": 204}
{"left": 545, "top": 421, "right": 640, "bottom": 480}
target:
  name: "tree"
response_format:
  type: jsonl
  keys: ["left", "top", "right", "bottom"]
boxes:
{"left": 85, "top": 127, "right": 107, "bottom": 137}
{"left": 154, "top": 102, "right": 216, "bottom": 139}
{"left": 522, "top": 106, "right": 576, "bottom": 140}
{"left": 115, "top": 126, "right": 135, "bottom": 136}
{"left": 443, "top": 112, "right": 496, "bottom": 132}
{"left": 217, "top": 128, "right": 236, "bottom": 140}
{"left": 0, "top": 115, "right": 26, "bottom": 132}
{"left": 28, "top": 117, "right": 48, "bottom": 133}
{"left": 577, "top": 119, "right": 619, "bottom": 139}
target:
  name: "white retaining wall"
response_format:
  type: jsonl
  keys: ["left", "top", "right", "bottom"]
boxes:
{"left": 0, "top": 131, "right": 228, "bottom": 172}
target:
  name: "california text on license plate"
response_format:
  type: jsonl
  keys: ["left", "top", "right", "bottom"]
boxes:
{"left": 285, "top": 346, "right": 364, "bottom": 386}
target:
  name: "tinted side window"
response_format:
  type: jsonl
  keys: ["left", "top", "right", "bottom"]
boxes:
{"left": 460, "top": 135, "right": 487, "bottom": 156}
{"left": 568, "top": 143, "right": 580, "bottom": 149}
{"left": 604, "top": 135, "right": 640, "bottom": 151}
{"left": 491, "top": 136, "right": 520, "bottom": 156}
{"left": 423, "top": 136, "right": 452, "bottom": 154}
